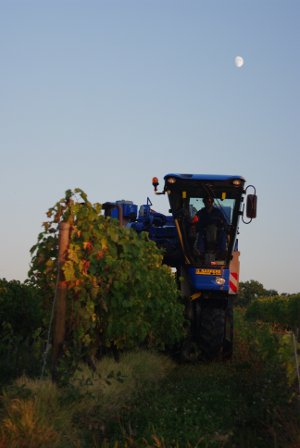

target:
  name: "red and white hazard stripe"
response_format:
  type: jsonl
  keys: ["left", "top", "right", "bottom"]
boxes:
{"left": 229, "top": 272, "right": 239, "bottom": 294}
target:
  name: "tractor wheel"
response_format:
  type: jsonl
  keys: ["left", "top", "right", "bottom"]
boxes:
{"left": 223, "top": 300, "right": 234, "bottom": 359}
{"left": 198, "top": 306, "right": 225, "bottom": 360}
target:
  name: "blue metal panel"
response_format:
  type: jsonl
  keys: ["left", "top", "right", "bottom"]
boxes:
{"left": 111, "top": 208, "right": 120, "bottom": 219}
{"left": 188, "top": 267, "right": 230, "bottom": 292}
{"left": 122, "top": 203, "right": 138, "bottom": 218}
{"left": 111, "top": 203, "right": 138, "bottom": 219}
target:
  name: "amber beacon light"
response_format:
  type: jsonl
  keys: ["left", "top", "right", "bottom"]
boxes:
{"left": 152, "top": 177, "right": 159, "bottom": 191}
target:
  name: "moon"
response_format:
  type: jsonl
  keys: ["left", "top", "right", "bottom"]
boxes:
{"left": 234, "top": 55, "right": 244, "bottom": 68}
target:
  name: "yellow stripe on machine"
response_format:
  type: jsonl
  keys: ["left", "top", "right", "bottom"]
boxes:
{"left": 174, "top": 219, "right": 190, "bottom": 264}
{"left": 191, "top": 292, "right": 202, "bottom": 300}
{"left": 195, "top": 268, "right": 222, "bottom": 276}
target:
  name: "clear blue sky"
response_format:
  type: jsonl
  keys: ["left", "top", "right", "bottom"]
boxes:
{"left": 1, "top": 0, "right": 299, "bottom": 293}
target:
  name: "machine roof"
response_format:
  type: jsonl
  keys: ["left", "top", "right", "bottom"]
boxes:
{"left": 164, "top": 173, "right": 245, "bottom": 182}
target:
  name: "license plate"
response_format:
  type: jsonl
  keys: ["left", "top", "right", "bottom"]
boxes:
{"left": 195, "top": 268, "right": 222, "bottom": 276}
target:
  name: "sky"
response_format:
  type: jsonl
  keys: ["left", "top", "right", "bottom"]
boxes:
{"left": 1, "top": 0, "right": 299, "bottom": 294}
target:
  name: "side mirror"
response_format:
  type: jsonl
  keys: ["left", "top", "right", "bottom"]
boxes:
{"left": 246, "top": 194, "right": 257, "bottom": 219}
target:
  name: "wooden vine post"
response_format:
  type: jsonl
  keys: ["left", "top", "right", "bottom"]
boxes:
{"left": 51, "top": 221, "right": 71, "bottom": 381}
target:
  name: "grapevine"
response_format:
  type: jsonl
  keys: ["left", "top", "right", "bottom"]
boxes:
{"left": 29, "top": 189, "right": 185, "bottom": 374}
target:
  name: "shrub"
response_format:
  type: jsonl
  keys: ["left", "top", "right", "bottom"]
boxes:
{"left": 0, "top": 279, "right": 45, "bottom": 385}
{"left": 246, "top": 293, "right": 300, "bottom": 331}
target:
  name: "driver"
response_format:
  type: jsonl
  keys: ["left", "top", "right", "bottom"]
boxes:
{"left": 193, "top": 196, "right": 226, "bottom": 257}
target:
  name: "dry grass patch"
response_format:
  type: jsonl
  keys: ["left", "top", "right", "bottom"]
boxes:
{"left": 0, "top": 351, "right": 175, "bottom": 448}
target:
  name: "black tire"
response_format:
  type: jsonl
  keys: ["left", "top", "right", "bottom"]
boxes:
{"left": 223, "top": 300, "right": 234, "bottom": 359}
{"left": 198, "top": 306, "right": 225, "bottom": 360}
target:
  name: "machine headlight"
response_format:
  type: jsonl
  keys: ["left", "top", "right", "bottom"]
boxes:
{"left": 232, "top": 179, "right": 242, "bottom": 186}
{"left": 215, "top": 277, "right": 225, "bottom": 286}
{"left": 166, "top": 177, "right": 177, "bottom": 184}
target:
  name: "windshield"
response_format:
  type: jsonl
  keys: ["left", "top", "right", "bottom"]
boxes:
{"left": 167, "top": 192, "right": 239, "bottom": 267}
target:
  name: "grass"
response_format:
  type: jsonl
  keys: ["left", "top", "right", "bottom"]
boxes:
{"left": 0, "top": 351, "right": 175, "bottom": 448}
{"left": 112, "top": 364, "right": 235, "bottom": 447}
{"left": 1, "top": 312, "right": 300, "bottom": 447}
{"left": 108, "top": 362, "right": 297, "bottom": 448}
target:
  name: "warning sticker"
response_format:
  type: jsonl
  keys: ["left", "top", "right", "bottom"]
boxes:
{"left": 195, "top": 268, "right": 222, "bottom": 276}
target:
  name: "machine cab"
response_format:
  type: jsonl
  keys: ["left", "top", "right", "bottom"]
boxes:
{"left": 161, "top": 174, "right": 252, "bottom": 268}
